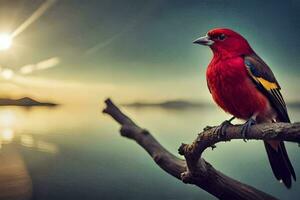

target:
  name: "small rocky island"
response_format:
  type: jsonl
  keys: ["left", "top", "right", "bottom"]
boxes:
{"left": 0, "top": 97, "right": 57, "bottom": 107}
{"left": 122, "top": 100, "right": 205, "bottom": 109}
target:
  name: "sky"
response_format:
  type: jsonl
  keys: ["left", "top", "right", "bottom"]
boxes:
{"left": 0, "top": 0, "right": 299, "bottom": 104}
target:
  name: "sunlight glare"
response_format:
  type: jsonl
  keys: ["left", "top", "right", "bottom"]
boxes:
{"left": 0, "top": 110, "right": 16, "bottom": 126}
{"left": 0, "top": 33, "right": 12, "bottom": 51}
{"left": 0, "top": 110, "right": 16, "bottom": 145}
{"left": 1, "top": 128, "right": 14, "bottom": 142}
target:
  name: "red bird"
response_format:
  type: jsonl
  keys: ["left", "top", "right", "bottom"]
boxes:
{"left": 194, "top": 28, "right": 296, "bottom": 188}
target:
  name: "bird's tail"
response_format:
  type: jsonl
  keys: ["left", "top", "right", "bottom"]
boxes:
{"left": 264, "top": 140, "right": 296, "bottom": 188}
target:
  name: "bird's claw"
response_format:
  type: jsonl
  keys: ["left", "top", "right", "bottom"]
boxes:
{"left": 214, "top": 120, "right": 232, "bottom": 139}
{"left": 240, "top": 118, "right": 256, "bottom": 142}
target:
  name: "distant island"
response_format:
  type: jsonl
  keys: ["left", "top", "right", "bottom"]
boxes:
{"left": 122, "top": 100, "right": 207, "bottom": 109}
{"left": 0, "top": 97, "right": 57, "bottom": 107}
{"left": 123, "top": 100, "right": 300, "bottom": 110}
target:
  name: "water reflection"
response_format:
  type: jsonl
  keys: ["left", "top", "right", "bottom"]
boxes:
{"left": 0, "top": 105, "right": 297, "bottom": 200}
{"left": 0, "top": 107, "right": 58, "bottom": 154}
{"left": 0, "top": 109, "right": 32, "bottom": 200}
{"left": 0, "top": 109, "right": 16, "bottom": 149}
{"left": 20, "top": 134, "right": 58, "bottom": 153}
{"left": 1, "top": 127, "right": 14, "bottom": 142}
{"left": 0, "top": 109, "right": 16, "bottom": 126}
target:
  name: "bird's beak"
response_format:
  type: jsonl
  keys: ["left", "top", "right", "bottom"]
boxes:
{"left": 193, "top": 35, "right": 214, "bottom": 46}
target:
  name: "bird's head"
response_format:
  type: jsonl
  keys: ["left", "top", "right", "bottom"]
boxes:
{"left": 193, "top": 28, "right": 253, "bottom": 58}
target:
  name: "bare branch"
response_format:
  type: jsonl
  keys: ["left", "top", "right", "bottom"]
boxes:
{"left": 103, "top": 98, "right": 284, "bottom": 200}
{"left": 179, "top": 122, "right": 300, "bottom": 172}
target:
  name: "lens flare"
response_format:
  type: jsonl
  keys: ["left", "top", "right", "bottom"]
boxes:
{"left": 11, "top": 0, "right": 57, "bottom": 38}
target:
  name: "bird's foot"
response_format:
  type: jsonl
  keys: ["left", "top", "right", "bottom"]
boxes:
{"left": 240, "top": 118, "right": 256, "bottom": 142}
{"left": 214, "top": 117, "right": 235, "bottom": 139}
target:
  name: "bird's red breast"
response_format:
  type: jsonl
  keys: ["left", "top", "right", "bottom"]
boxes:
{"left": 206, "top": 55, "right": 271, "bottom": 120}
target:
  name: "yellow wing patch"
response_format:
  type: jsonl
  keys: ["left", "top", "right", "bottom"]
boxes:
{"left": 256, "top": 77, "right": 278, "bottom": 90}
{"left": 246, "top": 67, "right": 278, "bottom": 91}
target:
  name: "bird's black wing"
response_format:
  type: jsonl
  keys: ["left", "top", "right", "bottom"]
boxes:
{"left": 244, "top": 54, "right": 290, "bottom": 122}
{"left": 245, "top": 54, "right": 296, "bottom": 187}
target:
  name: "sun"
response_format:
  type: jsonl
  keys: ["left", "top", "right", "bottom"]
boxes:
{"left": 0, "top": 33, "right": 12, "bottom": 51}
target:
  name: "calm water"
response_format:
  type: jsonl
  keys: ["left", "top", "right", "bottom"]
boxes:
{"left": 0, "top": 103, "right": 299, "bottom": 200}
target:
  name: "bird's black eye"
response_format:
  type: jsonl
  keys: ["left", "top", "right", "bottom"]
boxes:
{"left": 218, "top": 34, "right": 226, "bottom": 41}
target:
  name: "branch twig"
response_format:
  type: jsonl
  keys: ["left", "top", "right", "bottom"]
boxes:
{"left": 103, "top": 98, "right": 296, "bottom": 200}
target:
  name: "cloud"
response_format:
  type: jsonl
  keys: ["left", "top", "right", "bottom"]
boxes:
{"left": 19, "top": 57, "right": 60, "bottom": 75}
